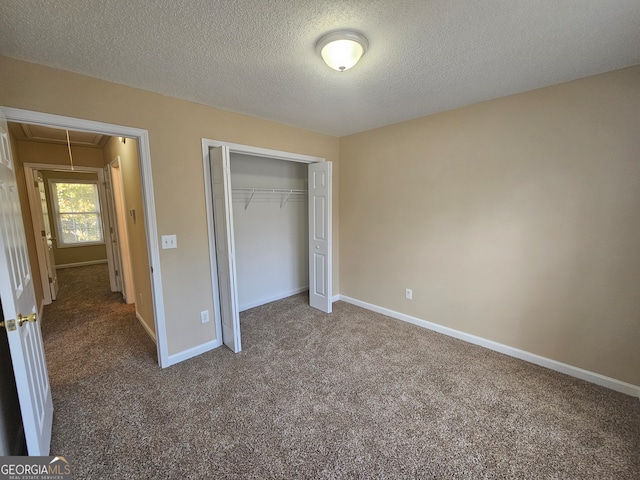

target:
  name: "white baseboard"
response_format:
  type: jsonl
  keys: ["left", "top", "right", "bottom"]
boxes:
{"left": 337, "top": 295, "right": 640, "bottom": 399}
{"left": 56, "top": 259, "right": 108, "bottom": 269}
{"left": 331, "top": 294, "right": 340, "bottom": 303}
{"left": 239, "top": 286, "right": 308, "bottom": 312}
{"left": 165, "top": 339, "right": 221, "bottom": 368}
{"left": 136, "top": 310, "right": 156, "bottom": 343}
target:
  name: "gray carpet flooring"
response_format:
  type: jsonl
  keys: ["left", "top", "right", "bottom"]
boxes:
{"left": 42, "top": 264, "right": 640, "bottom": 479}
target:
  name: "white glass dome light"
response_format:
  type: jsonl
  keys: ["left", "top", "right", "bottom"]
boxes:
{"left": 316, "top": 30, "right": 369, "bottom": 72}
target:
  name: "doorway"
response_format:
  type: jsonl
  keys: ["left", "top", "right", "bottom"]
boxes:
{"left": 0, "top": 106, "right": 169, "bottom": 367}
{"left": 202, "top": 139, "right": 333, "bottom": 353}
{"left": 23, "top": 163, "right": 113, "bottom": 303}
{"left": 16, "top": 129, "right": 155, "bottom": 341}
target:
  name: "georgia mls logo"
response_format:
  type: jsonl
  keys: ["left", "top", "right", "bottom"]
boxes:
{"left": 0, "top": 455, "right": 72, "bottom": 479}
{"left": 49, "top": 457, "right": 70, "bottom": 473}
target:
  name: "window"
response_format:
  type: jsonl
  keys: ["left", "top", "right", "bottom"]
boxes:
{"left": 50, "top": 181, "right": 104, "bottom": 246}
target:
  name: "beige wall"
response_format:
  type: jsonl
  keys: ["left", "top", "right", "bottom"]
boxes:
{"left": 103, "top": 137, "right": 155, "bottom": 335}
{"left": 0, "top": 56, "right": 340, "bottom": 356}
{"left": 7, "top": 54, "right": 634, "bottom": 385}
{"left": 340, "top": 66, "right": 640, "bottom": 386}
{"left": 40, "top": 170, "right": 107, "bottom": 267}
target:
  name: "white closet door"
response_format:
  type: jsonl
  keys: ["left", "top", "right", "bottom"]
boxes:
{"left": 308, "top": 161, "right": 332, "bottom": 313}
{"left": 210, "top": 146, "right": 241, "bottom": 352}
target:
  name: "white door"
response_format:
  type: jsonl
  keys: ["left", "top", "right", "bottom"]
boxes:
{"left": 209, "top": 146, "right": 241, "bottom": 352}
{"left": 0, "top": 115, "right": 53, "bottom": 455}
{"left": 104, "top": 164, "right": 123, "bottom": 294}
{"left": 308, "top": 161, "right": 332, "bottom": 313}
{"left": 35, "top": 171, "right": 58, "bottom": 300}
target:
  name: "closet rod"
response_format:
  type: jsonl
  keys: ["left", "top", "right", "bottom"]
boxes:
{"left": 232, "top": 188, "right": 307, "bottom": 210}
{"left": 232, "top": 188, "right": 307, "bottom": 194}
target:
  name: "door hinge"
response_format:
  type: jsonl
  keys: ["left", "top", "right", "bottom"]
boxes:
{"left": 48, "top": 277, "right": 53, "bottom": 283}
{"left": 33, "top": 180, "right": 38, "bottom": 188}
{"left": 41, "top": 230, "right": 46, "bottom": 237}
{"left": 110, "top": 227, "right": 114, "bottom": 233}
{"left": 115, "top": 270, "right": 119, "bottom": 277}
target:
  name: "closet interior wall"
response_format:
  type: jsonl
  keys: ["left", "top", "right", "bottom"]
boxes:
{"left": 229, "top": 153, "right": 308, "bottom": 311}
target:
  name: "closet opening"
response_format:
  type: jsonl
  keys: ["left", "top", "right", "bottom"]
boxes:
{"left": 231, "top": 154, "right": 309, "bottom": 312}
{"left": 202, "top": 140, "right": 332, "bottom": 354}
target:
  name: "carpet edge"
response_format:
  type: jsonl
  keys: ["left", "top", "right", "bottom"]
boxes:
{"left": 337, "top": 294, "right": 640, "bottom": 399}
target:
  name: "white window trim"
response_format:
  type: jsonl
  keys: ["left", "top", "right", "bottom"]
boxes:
{"left": 48, "top": 179, "right": 106, "bottom": 248}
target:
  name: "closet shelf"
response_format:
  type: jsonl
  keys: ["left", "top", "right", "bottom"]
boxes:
{"left": 232, "top": 188, "right": 307, "bottom": 210}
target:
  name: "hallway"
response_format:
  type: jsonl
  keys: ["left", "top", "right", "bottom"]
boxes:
{"left": 41, "top": 264, "right": 157, "bottom": 462}
{"left": 42, "top": 264, "right": 156, "bottom": 382}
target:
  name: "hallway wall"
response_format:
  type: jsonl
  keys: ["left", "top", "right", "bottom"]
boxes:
{"left": 103, "top": 137, "right": 154, "bottom": 336}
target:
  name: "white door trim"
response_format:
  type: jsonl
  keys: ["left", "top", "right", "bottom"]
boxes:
{"left": 103, "top": 163, "right": 122, "bottom": 293}
{"left": 23, "top": 167, "right": 53, "bottom": 306}
{"left": 2, "top": 106, "right": 169, "bottom": 368}
{"left": 204, "top": 140, "right": 324, "bottom": 164}
{"left": 201, "top": 138, "right": 327, "bottom": 349}
{"left": 201, "top": 140, "right": 224, "bottom": 351}
{"left": 109, "top": 157, "right": 136, "bottom": 304}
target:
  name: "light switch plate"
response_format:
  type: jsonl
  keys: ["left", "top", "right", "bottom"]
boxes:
{"left": 161, "top": 235, "right": 177, "bottom": 249}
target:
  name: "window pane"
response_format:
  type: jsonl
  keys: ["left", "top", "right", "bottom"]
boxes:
{"left": 58, "top": 213, "right": 103, "bottom": 243}
{"left": 52, "top": 182, "right": 104, "bottom": 245}
{"left": 54, "top": 183, "right": 101, "bottom": 213}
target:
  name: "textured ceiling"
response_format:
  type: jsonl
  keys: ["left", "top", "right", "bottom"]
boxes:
{"left": 1, "top": 1, "right": 639, "bottom": 136}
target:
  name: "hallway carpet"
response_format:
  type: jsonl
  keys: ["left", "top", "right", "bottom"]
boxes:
{"left": 42, "top": 264, "right": 639, "bottom": 479}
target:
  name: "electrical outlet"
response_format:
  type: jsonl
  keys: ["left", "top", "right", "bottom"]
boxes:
{"left": 161, "top": 234, "right": 177, "bottom": 249}
{"left": 200, "top": 310, "right": 210, "bottom": 324}
{"left": 405, "top": 288, "right": 413, "bottom": 300}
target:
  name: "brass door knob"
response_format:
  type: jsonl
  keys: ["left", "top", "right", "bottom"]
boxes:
{"left": 18, "top": 313, "right": 37, "bottom": 327}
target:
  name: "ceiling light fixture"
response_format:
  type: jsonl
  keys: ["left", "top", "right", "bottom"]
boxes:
{"left": 315, "top": 30, "right": 368, "bottom": 72}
